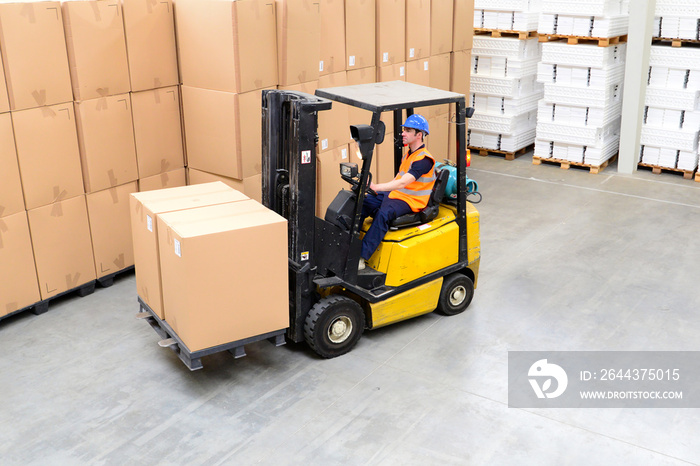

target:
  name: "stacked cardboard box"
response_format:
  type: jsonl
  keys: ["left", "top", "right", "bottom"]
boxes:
{"left": 0, "top": 2, "right": 97, "bottom": 307}
{"left": 653, "top": 0, "right": 700, "bottom": 40}
{"left": 130, "top": 182, "right": 288, "bottom": 352}
{"left": 534, "top": 1, "right": 628, "bottom": 166}
{"left": 176, "top": 0, "right": 278, "bottom": 202}
{"left": 640, "top": 45, "right": 700, "bottom": 171}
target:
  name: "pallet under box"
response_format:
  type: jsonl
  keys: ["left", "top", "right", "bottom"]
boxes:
{"left": 136, "top": 297, "right": 286, "bottom": 371}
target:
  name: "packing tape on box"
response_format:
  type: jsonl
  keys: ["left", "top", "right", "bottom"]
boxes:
{"left": 20, "top": 4, "right": 36, "bottom": 23}
{"left": 0, "top": 217, "right": 7, "bottom": 249}
{"left": 108, "top": 170, "right": 119, "bottom": 187}
{"left": 65, "top": 272, "right": 81, "bottom": 289}
{"left": 160, "top": 171, "right": 170, "bottom": 186}
{"left": 153, "top": 78, "right": 163, "bottom": 91}
{"left": 95, "top": 96, "right": 108, "bottom": 110}
{"left": 113, "top": 253, "right": 125, "bottom": 270}
{"left": 146, "top": 0, "right": 157, "bottom": 14}
{"left": 90, "top": 2, "right": 102, "bottom": 21}
{"left": 50, "top": 187, "right": 68, "bottom": 217}
{"left": 32, "top": 89, "right": 47, "bottom": 107}
{"left": 160, "top": 159, "right": 171, "bottom": 173}
{"left": 109, "top": 186, "right": 119, "bottom": 204}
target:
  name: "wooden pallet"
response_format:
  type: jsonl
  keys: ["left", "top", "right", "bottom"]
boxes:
{"left": 653, "top": 38, "right": 700, "bottom": 48}
{"left": 532, "top": 153, "right": 617, "bottom": 174}
{"left": 470, "top": 144, "right": 533, "bottom": 161}
{"left": 474, "top": 29, "right": 538, "bottom": 40}
{"left": 638, "top": 163, "right": 696, "bottom": 180}
{"left": 538, "top": 34, "right": 627, "bottom": 47}
{"left": 696, "top": 172, "right": 700, "bottom": 183}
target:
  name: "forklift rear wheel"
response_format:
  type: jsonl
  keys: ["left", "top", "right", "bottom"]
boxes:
{"left": 436, "top": 273, "right": 474, "bottom": 316}
{"left": 304, "top": 295, "right": 365, "bottom": 358}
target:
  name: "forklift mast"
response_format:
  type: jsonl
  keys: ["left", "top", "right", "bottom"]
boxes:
{"left": 261, "top": 90, "right": 331, "bottom": 342}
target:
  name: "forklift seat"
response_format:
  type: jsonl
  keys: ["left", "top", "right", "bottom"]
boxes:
{"left": 389, "top": 168, "right": 449, "bottom": 229}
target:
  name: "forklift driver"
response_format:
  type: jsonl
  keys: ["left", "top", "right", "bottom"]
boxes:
{"left": 359, "top": 114, "right": 436, "bottom": 270}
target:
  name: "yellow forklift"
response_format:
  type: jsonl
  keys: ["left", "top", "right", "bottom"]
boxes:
{"left": 262, "top": 81, "right": 479, "bottom": 358}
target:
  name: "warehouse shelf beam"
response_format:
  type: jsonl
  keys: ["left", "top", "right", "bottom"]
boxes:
{"left": 618, "top": 0, "right": 657, "bottom": 174}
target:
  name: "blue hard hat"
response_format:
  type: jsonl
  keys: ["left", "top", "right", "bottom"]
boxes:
{"left": 402, "top": 114, "right": 429, "bottom": 135}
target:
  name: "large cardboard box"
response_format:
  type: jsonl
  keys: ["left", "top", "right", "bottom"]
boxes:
{"left": 450, "top": 49, "right": 472, "bottom": 96}
{"left": 406, "top": 0, "right": 431, "bottom": 61}
{"left": 318, "top": 72, "right": 351, "bottom": 151}
{"left": 428, "top": 53, "right": 451, "bottom": 117}
{"left": 428, "top": 112, "right": 449, "bottom": 162}
{"left": 374, "top": 136, "right": 398, "bottom": 183}
{"left": 377, "top": 63, "right": 406, "bottom": 82}
{"left": 139, "top": 168, "right": 187, "bottom": 192}
{"left": 86, "top": 182, "right": 138, "bottom": 279}
{"left": 0, "top": 54, "right": 8, "bottom": 113}
{"left": 175, "top": 0, "right": 278, "bottom": 93}
{"left": 27, "top": 195, "right": 96, "bottom": 300}
{"left": 276, "top": 0, "right": 320, "bottom": 86}
{"left": 345, "top": 0, "right": 376, "bottom": 70}
{"left": 0, "top": 2, "right": 73, "bottom": 111}
{"left": 431, "top": 0, "right": 453, "bottom": 56}
{"left": 376, "top": 0, "right": 405, "bottom": 67}
{"left": 157, "top": 200, "right": 288, "bottom": 351}
{"left": 62, "top": 0, "right": 131, "bottom": 102}
{"left": 0, "top": 113, "right": 24, "bottom": 218}
{"left": 0, "top": 211, "right": 40, "bottom": 317}
{"left": 319, "top": 0, "right": 346, "bottom": 76}
{"left": 122, "top": 0, "right": 179, "bottom": 92}
{"left": 187, "top": 168, "right": 262, "bottom": 203}
{"left": 75, "top": 94, "right": 138, "bottom": 193}
{"left": 181, "top": 86, "right": 271, "bottom": 180}
{"left": 316, "top": 144, "right": 349, "bottom": 216}
{"left": 406, "top": 59, "right": 430, "bottom": 87}
{"left": 131, "top": 86, "right": 184, "bottom": 179}
{"left": 12, "top": 103, "right": 85, "bottom": 210}
{"left": 130, "top": 182, "right": 247, "bottom": 319}
{"left": 452, "top": 0, "right": 474, "bottom": 51}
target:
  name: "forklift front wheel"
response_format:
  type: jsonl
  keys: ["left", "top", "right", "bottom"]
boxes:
{"left": 304, "top": 295, "right": 365, "bottom": 358}
{"left": 436, "top": 273, "right": 474, "bottom": 316}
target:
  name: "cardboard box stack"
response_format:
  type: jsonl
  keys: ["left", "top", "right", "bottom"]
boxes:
{"left": 533, "top": 1, "right": 629, "bottom": 167}
{"left": 640, "top": 45, "right": 700, "bottom": 172}
{"left": 0, "top": 2, "right": 96, "bottom": 309}
{"left": 130, "top": 182, "right": 289, "bottom": 352}
{"left": 653, "top": 1, "right": 700, "bottom": 41}
{"left": 467, "top": 1, "right": 542, "bottom": 154}
{"left": 176, "top": 0, "right": 278, "bottom": 201}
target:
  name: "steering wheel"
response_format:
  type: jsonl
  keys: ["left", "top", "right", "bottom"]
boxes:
{"left": 349, "top": 172, "right": 377, "bottom": 197}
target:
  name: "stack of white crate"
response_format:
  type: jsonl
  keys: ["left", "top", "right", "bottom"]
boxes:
{"left": 640, "top": 45, "right": 700, "bottom": 172}
{"left": 468, "top": 0, "right": 543, "bottom": 153}
{"left": 653, "top": 0, "right": 700, "bottom": 41}
{"left": 534, "top": 0, "right": 629, "bottom": 166}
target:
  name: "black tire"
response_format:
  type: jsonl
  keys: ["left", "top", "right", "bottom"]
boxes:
{"left": 436, "top": 273, "right": 474, "bottom": 316}
{"left": 304, "top": 295, "right": 365, "bottom": 358}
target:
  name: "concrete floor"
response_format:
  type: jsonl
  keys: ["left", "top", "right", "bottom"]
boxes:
{"left": 1, "top": 153, "right": 699, "bottom": 465}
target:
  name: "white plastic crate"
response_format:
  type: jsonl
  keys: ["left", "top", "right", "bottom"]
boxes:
{"left": 534, "top": 135, "right": 618, "bottom": 165}
{"left": 469, "top": 110, "right": 538, "bottom": 134}
{"left": 538, "top": 100, "right": 622, "bottom": 127}
{"left": 474, "top": 0, "right": 541, "bottom": 12}
{"left": 641, "top": 125, "right": 700, "bottom": 152}
{"left": 536, "top": 116, "right": 621, "bottom": 146}
{"left": 472, "top": 55, "right": 539, "bottom": 79}
{"left": 645, "top": 87, "right": 700, "bottom": 112}
{"left": 541, "top": 41, "right": 626, "bottom": 68}
{"left": 537, "top": 62, "right": 625, "bottom": 88}
{"left": 655, "top": 16, "right": 700, "bottom": 40}
{"left": 470, "top": 75, "right": 542, "bottom": 97}
{"left": 644, "top": 107, "right": 700, "bottom": 131}
{"left": 540, "top": 0, "right": 625, "bottom": 16}
{"left": 648, "top": 66, "right": 700, "bottom": 90}
{"left": 468, "top": 127, "right": 537, "bottom": 152}
{"left": 655, "top": 0, "right": 700, "bottom": 18}
{"left": 470, "top": 89, "right": 543, "bottom": 115}
{"left": 543, "top": 81, "right": 623, "bottom": 108}
{"left": 472, "top": 36, "right": 540, "bottom": 59}
{"left": 538, "top": 14, "right": 629, "bottom": 38}
{"left": 678, "top": 150, "right": 700, "bottom": 171}
{"left": 475, "top": 10, "right": 541, "bottom": 31}
{"left": 650, "top": 45, "right": 700, "bottom": 71}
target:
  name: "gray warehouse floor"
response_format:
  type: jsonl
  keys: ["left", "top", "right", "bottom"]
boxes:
{"left": 1, "top": 154, "right": 699, "bottom": 465}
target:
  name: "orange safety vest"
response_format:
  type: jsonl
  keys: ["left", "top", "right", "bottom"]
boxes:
{"left": 388, "top": 146, "right": 436, "bottom": 212}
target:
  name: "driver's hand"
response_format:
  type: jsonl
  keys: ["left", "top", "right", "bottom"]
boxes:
{"left": 369, "top": 182, "right": 379, "bottom": 191}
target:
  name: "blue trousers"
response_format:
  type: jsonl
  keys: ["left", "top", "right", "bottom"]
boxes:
{"left": 360, "top": 191, "right": 413, "bottom": 260}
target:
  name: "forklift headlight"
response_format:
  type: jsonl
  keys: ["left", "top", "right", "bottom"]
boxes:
{"left": 340, "top": 162, "right": 358, "bottom": 178}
